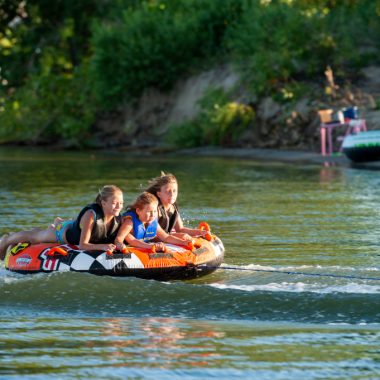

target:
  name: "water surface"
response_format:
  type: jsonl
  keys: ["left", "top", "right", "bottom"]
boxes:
{"left": 0, "top": 147, "right": 379, "bottom": 379}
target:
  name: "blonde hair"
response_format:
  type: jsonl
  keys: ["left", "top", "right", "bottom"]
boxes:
{"left": 129, "top": 192, "right": 158, "bottom": 212}
{"left": 145, "top": 171, "right": 177, "bottom": 197}
{"left": 95, "top": 185, "right": 122, "bottom": 205}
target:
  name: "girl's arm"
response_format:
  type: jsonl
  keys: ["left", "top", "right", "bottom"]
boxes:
{"left": 78, "top": 210, "right": 116, "bottom": 251}
{"left": 114, "top": 217, "right": 133, "bottom": 250}
{"left": 116, "top": 218, "right": 157, "bottom": 250}
{"left": 118, "top": 221, "right": 188, "bottom": 252}
{"left": 174, "top": 214, "right": 208, "bottom": 237}
{"left": 125, "top": 234, "right": 157, "bottom": 250}
{"left": 156, "top": 225, "right": 188, "bottom": 246}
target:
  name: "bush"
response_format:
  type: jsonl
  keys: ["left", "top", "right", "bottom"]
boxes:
{"left": 90, "top": 0, "right": 244, "bottom": 108}
{"left": 168, "top": 88, "right": 254, "bottom": 147}
{"left": 227, "top": 0, "right": 380, "bottom": 96}
{"left": 3, "top": 0, "right": 380, "bottom": 148}
{"left": 0, "top": 63, "right": 96, "bottom": 146}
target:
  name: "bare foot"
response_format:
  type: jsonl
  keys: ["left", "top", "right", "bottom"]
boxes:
{"left": 50, "top": 217, "right": 64, "bottom": 228}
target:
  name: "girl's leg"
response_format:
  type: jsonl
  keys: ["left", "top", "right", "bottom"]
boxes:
{"left": 0, "top": 225, "right": 57, "bottom": 260}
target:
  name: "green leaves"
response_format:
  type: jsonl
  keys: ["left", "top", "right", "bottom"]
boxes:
{"left": 168, "top": 88, "right": 255, "bottom": 148}
{"left": 227, "top": 0, "right": 380, "bottom": 96}
{"left": 90, "top": 0, "right": 242, "bottom": 108}
{"left": 2, "top": 0, "right": 380, "bottom": 146}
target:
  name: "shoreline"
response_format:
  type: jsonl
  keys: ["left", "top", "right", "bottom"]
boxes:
{"left": 177, "top": 146, "right": 350, "bottom": 166}
{"left": 2, "top": 143, "right": 380, "bottom": 169}
{"left": 177, "top": 146, "right": 380, "bottom": 169}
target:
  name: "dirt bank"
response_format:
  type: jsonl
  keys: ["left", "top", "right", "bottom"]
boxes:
{"left": 94, "top": 65, "right": 380, "bottom": 153}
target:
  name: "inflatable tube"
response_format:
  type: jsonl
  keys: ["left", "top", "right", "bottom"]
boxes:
{"left": 4, "top": 236, "right": 225, "bottom": 280}
{"left": 342, "top": 130, "right": 380, "bottom": 162}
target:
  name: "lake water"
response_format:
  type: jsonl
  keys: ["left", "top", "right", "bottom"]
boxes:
{"left": 0, "top": 147, "right": 379, "bottom": 379}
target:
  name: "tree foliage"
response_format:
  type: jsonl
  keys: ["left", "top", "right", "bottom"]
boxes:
{"left": 90, "top": 0, "right": 242, "bottom": 107}
{"left": 1, "top": 0, "right": 380, "bottom": 146}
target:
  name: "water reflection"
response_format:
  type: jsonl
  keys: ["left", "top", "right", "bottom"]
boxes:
{"left": 1, "top": 316, "right": 379, "bottom": 378}
{"left": 97, "top": 317, "right": 225, "bottom": 368}
{"left": 319, "top": 166, "right": 344, "bottom": 184}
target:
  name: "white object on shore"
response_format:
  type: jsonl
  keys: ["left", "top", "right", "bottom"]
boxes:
{"left": 342, "top": 130, "right": 380, "bottom": 162}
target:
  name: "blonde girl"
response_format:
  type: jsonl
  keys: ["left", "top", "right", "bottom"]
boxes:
{"left": 0, "top": 185, "right": 124, "bottom": 259}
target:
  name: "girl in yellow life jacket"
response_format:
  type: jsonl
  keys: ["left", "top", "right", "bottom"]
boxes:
{"left": 145, "top": 172, "right": 209, "bottom": 240}
{"left": 114, "top": 192, "right": 188, "bottom": 253}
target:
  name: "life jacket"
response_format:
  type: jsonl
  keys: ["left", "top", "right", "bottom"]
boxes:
{"left": 158, "top": 203, "right": 179, "bottom": 233}
{"left": 123, "top": 210, "right": 158, "bottom": 242}
{"left": 65, "top": 203, "right": 122, "bottom": 245}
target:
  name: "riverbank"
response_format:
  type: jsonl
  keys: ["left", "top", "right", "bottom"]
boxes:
{"left": 110, "top": 143, "right": 348, "bottom": 166}
{"left": 3, "top": 141, "right": 380, "bottom": 169}
{"left": 176, "top": 146, "right": 380, "bottom": 170}
{"left": 178, "top": 146, "right": 346, "bottom": 165}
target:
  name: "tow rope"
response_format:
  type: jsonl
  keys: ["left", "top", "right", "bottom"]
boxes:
{"left": 201, "top": 265, "right": 380, "bottom": 282}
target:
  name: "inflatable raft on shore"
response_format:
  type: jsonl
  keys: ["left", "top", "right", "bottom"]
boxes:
{"left": 4, "top": 235, "right": 225, "bottom": 280}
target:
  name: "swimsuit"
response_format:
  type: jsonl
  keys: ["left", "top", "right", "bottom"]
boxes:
{"left": 55, "top": 220, "right": 75, "bottom": 244}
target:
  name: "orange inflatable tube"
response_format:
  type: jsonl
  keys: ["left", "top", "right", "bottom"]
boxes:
{"left": 4, "top": 235, "right": 225, "bottom": 281}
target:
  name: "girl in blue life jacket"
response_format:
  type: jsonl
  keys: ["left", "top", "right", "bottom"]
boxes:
{"left": 0, "top": 185, "right": 124, "bottom": 260}
{"left": 114, "top": 192, "right": 188, "bottom": 252}
{"left": 145, "top": 172, "right": 209, "bottom": 240}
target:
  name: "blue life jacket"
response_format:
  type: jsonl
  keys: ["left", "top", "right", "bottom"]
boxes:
{"left": 123, "top": 211, "right": 158, "bottom": 242}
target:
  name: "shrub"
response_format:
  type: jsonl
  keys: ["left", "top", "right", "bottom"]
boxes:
{"left": 226, "top": 0, "right": 380, "bottom": 96}
{"left": 90, "top": 0, "right": 244, "bottom": 108}
{"left": 168, "top": 88, "right": 254, "bottom": 147}
{"left": 0, "top": 63, "right": 96, "bottom": 146}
